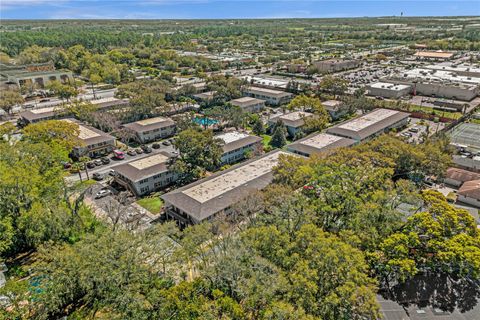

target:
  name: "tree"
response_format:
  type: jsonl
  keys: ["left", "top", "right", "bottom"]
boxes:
{"left": 252, "top": 118, "right": 265, "bottom": 135}
{"left": 318, "top": 75, "right": 348, "bottom": 98}
{"left": 22, "top": 120, "right": 80, "bottom": 153}
{"left": 270, "top": 121, "right": 287, "bottom": 149}
{"left": 46, "top": 80, "right": 78, "bottom": 105}
{"left": 171, "top": 129, "right": 223, "bottom": 184}
{"left": 0, "top": 90, "right": 24, "bottom": 115}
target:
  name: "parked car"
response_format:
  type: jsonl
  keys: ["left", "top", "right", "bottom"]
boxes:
{"left": 108, "top": 169, "right": 116, "bottom": 176}
{"left": 95, "top": 189, "right": 111, "bottom": 199}
{"left": 162, "top": 140, "right": 171, "bottom": 146}
{"left": 135, "top": 148, "right": 144, "bottom": 154}
{"left": 86, "top": 162, "right": 96, "bottom": 169}
{"left": 92, "top": 172, "right": 104, "bottom": 181}
{"left": 144, "top": 146, "right": 153, "bottom": 153}
{"left": 409, "top": 127, "right": 419, "bottom": 133}
{"left": 101, "top": 157, "right": 110, "bottom": 164}
{"left": 127, "top": 149, "right": 137, "bottom": 156}
{"left": 39, "top": 98, "right": 50, "bottom": 103}
{"left": 152, "top": 143, "right": 160, "bottom": 149}
{"left": 94, "top": 159, "right": 103, "bottom": 166}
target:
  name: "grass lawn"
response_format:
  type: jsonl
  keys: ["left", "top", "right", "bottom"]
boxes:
{"left": 136, "top": 197, "right": 163, "bottom": 214}
{"left": 261, "top": 134, "right": 272, "bottom": 147}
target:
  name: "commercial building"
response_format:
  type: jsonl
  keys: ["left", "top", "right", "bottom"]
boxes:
{"left": 240, "top": 75, "right": 289, "bottom": 90}
{"left": 243, "top": 86, "right": 293, "bottom": 106}
{"left": 0, "top": 62, "right": 73, "bottom": 89}
{"left": 413, "top": 51, "right": 455, "bottom": 61}
{"left": 268, "top": 111, "right": 315, "bottom": 137}
{"left": 287, "top": 132, "right": 355, "bottom": 157}
{"left": 387, "top": 68, "right": 480, "bottom": 101}
{"left": 327, "top": 108, "right": 409, "bottom": 141}
{"left": 425, "top": 64, "right": 480, "bottom": 78}
{"left": 367, "top": 82, "right": 412, "bottom": 99}
{"left": 112, "top": 152, "right": 177, "bottom": 196}
{"left": 216, "top": 131, "right": 263, "bottom": 165}
{"left": 322, "top": 100, "right": 348, "bottom": 120}
{"left": 229, "top": 97, "right": 265, "bottom": 112}
{"left": 123, "top": 117, "right": 176, "bottom": 144}
{"left": 161, "top": 150, "right": 296, "bottom": 228}
{"left": 63, "top": 119, "right": 116, "bottom": 159}
{"left": 312, "top": 59, "right": 361, "bottom": 73}
{"left": 457, "top": 180, "right": 480, "bottom": 208}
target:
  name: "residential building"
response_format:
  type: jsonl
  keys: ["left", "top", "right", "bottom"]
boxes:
{"left": 367, "top": 82, "right": 412, "bottom": 99}
{"left": 312, "top": 59, "right": 361, "bottom": 73}
{"left": 327, "top": 108, "right": 409, "bottom": 141}
{"left": 243, "top": 86, "right": 293, "bottom": 106}
{"left": 112, "top": 152, "right": 176, "bottom": 196}
{"left": 193, "top": 90, "right": 216, "bottom": 102}
{"left": 229, "top": 97, "right": 265, "bottom": 112}
{"left": 216, "top": 131, "right": 263, "bottom": 165}
{"left": 322, "top": 100, "right": 348, "bottom": 120}
{"left": 63, "top": 119, "right": 116, "bottom": 159}
{"left": 123, "top": 117, "right": 176, "bottom": 144}
{"left": 161, "top": 150, "right": 297, "bottom": 228}
{"left": 444, "top": 167, "right": 480, "bottom": 187}
{"left": 287, "top": 132, "right": 355, "bottom": 157}
{"left": 457, "top": 180, "right": 480, "bottom": 208}
{"left": 268, "top": 111, "right": 315, "bottom": 137}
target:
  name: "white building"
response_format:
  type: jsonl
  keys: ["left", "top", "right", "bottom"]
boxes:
{"left": 63, "top": 119, "right": 116, "bottom": 159}
{"left": 327, "top": 108, "right": 410, "bottom": 141}
{"left": 367, "top": 82, "right": 412, "bottom": 99}
{"left": 287, "top": 132, "right": 356, "bottom": 157}
{"left": 229, "top": 97, "right": 265, "bottom": 112}
{"left": 123, "top": 117, "right": 176, "bottom": 144}
{"left": 216, "top": 131, "right": 263, "bottom": 165}
{"left": 244, "top": 86, "right": 293, "bottom": 106}
{"left": 113, "top": 152, "right": 177, "bottom": 196}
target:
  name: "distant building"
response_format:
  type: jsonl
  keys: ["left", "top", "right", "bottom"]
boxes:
{"left": 413, "top": 51, "right": 455, "bottom": 61}
{"left": 287, "top": 132, "right": 355, "bottom": 157}
{"left": 113, "top": 152, "right": 177, "bottom": 196}
{"left": 216, "top": 131, "right": 263, "bottom": 165}
{"left": 193, "top": 90, "right": 216, "bottom": 102}
{"left": 457, "top": 180, "right": 480, "bottom": 208}
{"left": 244, "top": 86, "right": 293, "bottom": 106}
{"left": 123, "top": 117, "right": 176, "bottom": 144}
{"left": 268, "top": 111, "right": 315, "bottom": 137}
{"left": 444, "top": 167, "right": 480, "bottom": 187}
{"left": 63, "top": 119, "right": 116, "bottom": 159}
{"left": 322, "top": 100, "right": 348, "bottom": 120}
{"left": 0, "top": 62, "right": 73, "bottom": 89}
{"left": 229, "top": 97, "right": 265, "bottom": 112}
{"left": 327, "top": 108, "right": 409, "bottom": 141}
{"left": 367, "top": 82, "right": 412, "bottom": 99}
{"left": 312, "top": 59, "right": 361, "bottom": 73}
{"left": 161, "top": 150, "right": 297, "bottom": 228}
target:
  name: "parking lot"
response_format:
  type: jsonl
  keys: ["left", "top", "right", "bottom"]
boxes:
{"left": 396, "top": 118, "right": 445, "bottom": 144}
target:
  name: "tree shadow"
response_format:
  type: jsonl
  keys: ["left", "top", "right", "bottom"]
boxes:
{"left": 380, "top": 272, "right": 480, "bottom": 314}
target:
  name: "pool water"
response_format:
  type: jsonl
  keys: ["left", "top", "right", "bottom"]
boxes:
{"left": 193, "top": 117, "right": 219, "bottom": 126}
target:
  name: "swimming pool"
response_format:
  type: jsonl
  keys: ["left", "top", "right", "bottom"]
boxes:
{"left": 193, "top": 117, "right": 219, "bottom": 126}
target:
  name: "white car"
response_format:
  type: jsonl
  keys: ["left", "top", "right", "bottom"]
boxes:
{"left": 95, "top": 189, "right": 112, "bottom": 199}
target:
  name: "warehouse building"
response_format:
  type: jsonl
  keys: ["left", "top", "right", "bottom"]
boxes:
{"left": 268, "top": 111, "right": 315, "bottom": 137}
{"left": 63, "top": 119, "right": 116, "bottom": 159}
{"left": 367, "top": 82, "right": 412, "bottom": 99}
{"left": 425, "top": 64, "right": 480, "bottom": 78}
{"left": 229, "top": 97, "right": 265, "bottom": 112}
{"left": 123, "top": 117, "right": 176, "bottom": 144}
{"left": 312, "top": 59, "right": 361, "bottom": 73}
{"left": 112, "top": 152, "right": 176, "bottom": 196}
{"left": 387, "top": 68, "right": 480, "bottom": 101}
{"left": 413, "top": 51, "right": 455, "bottom": 61}
{"left": 161, "top": 150, "right": 296, "bottom": 228}
{"left": 243, "top": 86, "right": 293, "bottom": 106}
{"left": 216, "top": 131, "right": 263, "bottom": 165}
{"left": 287, "top": 133, "right": 355, "bottom": 157}
{"left": 327, "top": 108, "right": 409, "bottom": 141}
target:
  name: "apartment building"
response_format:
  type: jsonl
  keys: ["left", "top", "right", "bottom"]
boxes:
{"left": 123, "top": 117, "right": 176, "bottom": 143}
{"left": 243, "top": 86, "right": 293, "bottom": 106}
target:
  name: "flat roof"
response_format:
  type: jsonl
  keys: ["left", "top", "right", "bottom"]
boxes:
{"left": 270, "top": 111, "right": 315, "bottom": 128}
{"left": 29, "top": 106, "right": 56, "bottom": 114}
{"left": 64, "top": 119, "right": 100, "bottom": 140}
{"left": 123, "top": 116, "right": 175, "bottom": 133}
{"left": 369, "top": 82, "right": 412, "bottom": 91}
{"left": 240, "top": 76, "right": 289, "bottom": 89}
{"left": 161, "top": 150, "right": 297, "bottom": 222}
{"left": 393, "top": 68, "right": 480, "bottom": 86}
{"left": 113, "top": 151, "right": 171, "bottom": 182}
{"left": 62, "top": 119, "right": 115, "bottom": 145}
{"left": 216, "top": 131, "right": 262, "bottom": 153}
{"left": 327, "top": 108, "right": 410, "bottom": 140}
{"left": 414, "top": 51, "right": 454, "bottom": 59}
{"left": 287, "top": 133, "right": 356, "bottom": 156}
{"left": 229, "top": 96, "right": 265, "bottom": 106}
{"left": 245, "top": 86, "right": 293, "bottom": 97}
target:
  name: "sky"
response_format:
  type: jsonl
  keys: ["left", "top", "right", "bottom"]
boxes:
{"left": 1, "top": 0, "right": 479, "bottom": 20}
